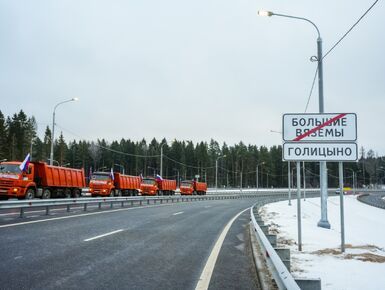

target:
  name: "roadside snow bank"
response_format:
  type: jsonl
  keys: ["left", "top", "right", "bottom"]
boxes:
{"left": 261, "top": 195, "right": 385, "bottom": 290}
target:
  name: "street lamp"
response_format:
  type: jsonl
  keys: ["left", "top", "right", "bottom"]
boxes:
{"left": 215, "top": 155, "right": 226, "bottom": 193}
{"left": 114, "top": 164, "right": 125, "bottom": 175}
{"left": 345, "top": 168, "right": 358, "bottom": 195}
{"left": 173, "top": 168, "right": 180, "bottom": 187}
{"left": 50, "top": 98, "right": 78, "bottom": 165}
{"left": 160, "top": 142, "right": 167, "bottom": 177}
{"left": 147, "top": 166, "right": 156, "bottom": 177}
{"left": 258, "top": 10, "right": 330, "bottom": 229}
{"left": 256, "top": 161, "right": 265, "bottom": 191}
{"left": 268, "top": 128, "right": 290, "bottom": 205}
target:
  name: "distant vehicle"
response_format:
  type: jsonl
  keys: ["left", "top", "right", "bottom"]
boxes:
{"left": 140, "top": 177, "right": 176, "bottom": 196}
{"left": 0, "top": 161, "right": 85, "bottom": 199}
{"left": 89, "top": 172, "right": 141, "bottom": 197}
{"left": 180, "top": 180, "right": 207, "bottom": 195}
{"left": 335, "top": 187, "right": 353, "bottom": 195}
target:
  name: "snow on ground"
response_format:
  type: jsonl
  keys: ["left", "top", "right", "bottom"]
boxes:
{"left": 261, "top": 195, "right": 385, "bottom": 290}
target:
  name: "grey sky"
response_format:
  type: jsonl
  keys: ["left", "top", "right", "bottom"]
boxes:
{"left": 1, "top": 0, "right": 384, "bottom": 155}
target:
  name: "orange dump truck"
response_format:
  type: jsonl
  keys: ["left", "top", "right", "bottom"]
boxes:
{"left": 0, "top": 161, "right": 85, "bottom": 199}
{"left": 140, "top": 177, "right": 177, "bottom": 196}
{"left": 180, "top": 180, "right": 207, "bottom": 195}
{"left": 89, "top": 172, "right": 141, "bottom": 197}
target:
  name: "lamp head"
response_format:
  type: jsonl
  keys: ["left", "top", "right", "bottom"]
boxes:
{"left": 72, "top": 97, "right": 79, "bottom": 101}
{"left": 257, "top": 10, "right": 273, "bottom": 17}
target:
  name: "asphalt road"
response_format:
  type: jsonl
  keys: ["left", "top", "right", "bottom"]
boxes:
{"left": 0, "top": 198, "right": 263, "bottom": 290}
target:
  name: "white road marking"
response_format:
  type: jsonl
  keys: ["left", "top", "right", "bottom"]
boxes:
{"left": 195, "top": 207, "right": 250, "bottom": 290}
{"left": 204, "top": 206, "right": 212, "bottom": 208}
{"left": 84, "top": 229, "right": 124, "bottom": 242}
{"left": 173, "top": 211, "right": 184, "bottom": 216}
{"left": 0, "top": 203, "right": 175, "bottom": 229}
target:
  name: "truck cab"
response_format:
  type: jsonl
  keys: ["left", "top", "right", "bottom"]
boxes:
{"left": 180, "top": 180, "right": 194, "bottom": 195}
{"left": 0, "top": 161, "right": 36, "bottom": 199}
{"left": 140, "top": 177, "right": 158, "bottom": 196}
{"left": 89, "top": 172, "right": 115, "bottom": 197}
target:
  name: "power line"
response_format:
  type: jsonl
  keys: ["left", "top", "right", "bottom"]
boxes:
{"left": 323, "top": 0, "right": 380, "bottom": 59}
{"left": 304, "top": 67, "right": 318, "bottom": 112}
{"left": 304, "top": 0, "right": 380, "bottom": 111}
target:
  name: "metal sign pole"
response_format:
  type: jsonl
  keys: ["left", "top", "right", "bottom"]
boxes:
{"left": 302, "top": 161, "right": 306, "bottom": 201}
{"left": 297, "top": 161, "right": 302, "bottom": 251}
{"left": 339, "top": 162, "right": 345, "bottom": 252}
{"left": 288, "top": 162, "right": 292, "bottom": 205}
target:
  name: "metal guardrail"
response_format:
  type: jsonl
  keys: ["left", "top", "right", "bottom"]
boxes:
{"left": 250, "top": 205, "right": 300, "bottom": 290}
{"left": 0, "top": 193, "right": 260, "bottom": 218}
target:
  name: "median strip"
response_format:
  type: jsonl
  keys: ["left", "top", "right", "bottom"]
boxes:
{"left": 84, "top": 229, "right": 124, "bottom": 242}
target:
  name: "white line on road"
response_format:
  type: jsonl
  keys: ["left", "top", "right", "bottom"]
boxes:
{"left": 172, "top": 211, "right": 184, "bottom": 216}
{"left": 195, "top": 207, "right": 250, "bottom": 290}
{"left": 84, "top": 229, "right": 124, "bottom": 242}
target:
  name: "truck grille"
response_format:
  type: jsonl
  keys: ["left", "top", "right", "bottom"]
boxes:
{"left": 0, "top": 180, "right": 13, "bottom": 188}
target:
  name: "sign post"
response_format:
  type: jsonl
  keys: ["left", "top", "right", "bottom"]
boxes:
{"left": 339, "top": 162, "right": 345, "bottom": 252}
{"left": 283, "top": 112, "right": 357, "bottom": 250}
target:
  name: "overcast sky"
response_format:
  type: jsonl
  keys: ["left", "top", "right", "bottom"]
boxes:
{"left": 1, "top": 0, "right": 384, "bottom": 155}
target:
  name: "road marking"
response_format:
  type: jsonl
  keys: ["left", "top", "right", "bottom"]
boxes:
{"left": 84, "top": 229, "right": 124, "bottom": 242}
{"left": 195, "top": 207, "right": 250, "bottom": 290}
{"left": 0, "top": 203, "right": 175, "bottom": 229}
{"left": 173, "top": 211, "right": 184, "bottom": 216}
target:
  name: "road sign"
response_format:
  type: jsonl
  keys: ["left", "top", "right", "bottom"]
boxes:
{"left": 283, "top": 142, "right": 358, "bottom": 162}
{"left": 283, "top": 113, "right": 357, "bottom": 142}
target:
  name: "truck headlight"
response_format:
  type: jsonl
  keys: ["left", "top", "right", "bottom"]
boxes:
{"left": 13, "top": 188, "right": 18, "bottom": 192}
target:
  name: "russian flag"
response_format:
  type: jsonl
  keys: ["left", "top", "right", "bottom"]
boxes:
{"left": 110, "top": 168, "right": 114, "bottom": 181}
{"left": 156, "top": 174, "right": 163, "bottom": 181}
{"left": 19, "top": 153, "right": 31, "bottom": 172}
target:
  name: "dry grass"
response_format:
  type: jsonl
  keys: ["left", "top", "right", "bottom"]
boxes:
{"left": 312, "top": 244, "right": 385, "bottom": 263}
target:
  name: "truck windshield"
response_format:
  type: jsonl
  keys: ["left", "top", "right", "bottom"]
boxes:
{"left": 142, "top": 179, "right": 156, "bottom": 185}
{"left": 91, "top": 174, "right": 110, "bottom": 181}
{"left": 0, "top": 164, "right": 21, "bottom": 174}
{"left": 181, "top": 182, "right": 192, "bottom": 187}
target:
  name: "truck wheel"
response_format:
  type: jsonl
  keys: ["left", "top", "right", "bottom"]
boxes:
{"left": 25, "top": 188, "right": 35, "bottom": 200}
{"left": 193, "top": 191, "right": 197, "bottom": 195}
{"left": 116, "top": 190, "right": 122, "bottom": 197}
{"left": 64, "top": 189, "right": 72, "bottom": 198}
{"left": 42, "top": 189, "right": 51, "bottom": 199}
{"left": 73, "top": 189, "right": 81, "bottom": 198}
{"left": 110, "top": 190, "right": 115, "bottom": 197}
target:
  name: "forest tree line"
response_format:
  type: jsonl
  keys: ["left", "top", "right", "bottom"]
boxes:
{"left": 1, "top": 110, "right": 384, "bottom": 188}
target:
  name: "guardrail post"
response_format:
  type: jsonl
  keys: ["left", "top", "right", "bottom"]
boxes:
{"left": 131, "top": 200, "right": 134, "bottom": 207}
{"left": 147, "top": 199, "right": 150, "bottom": 205}
{"left": 121, "top": 201, "right": 124, "bottom": 207}
{"left": 98, "top": 202, "right": 101, "bottom": 209}
{"left": 160, "top": 199, "right": 163, "bottom": 204}
{"left": 67, "top": 205, "right": 70, "bottom": 212}
{"left": 110, "top": 201, "right": 113, "bottom": 208}
{"left": 84, "top": 204, "right": 87, "bottom": 211}
{"left": 19, "top": 208, "right": 24, "bottom": 218}
{"left": 140, "top": 200, "right": 143, "bottom": 206}
{"left": 45, "top": 206, "right": 49, "bottom": 215}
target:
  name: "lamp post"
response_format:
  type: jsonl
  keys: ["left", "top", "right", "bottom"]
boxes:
{"left": 215, "top": 155, "right": 226, "bottom": 193}
{"left": 50, "top": 98, "right": 78, "bottom": 166}
{"left": 270, "top": 129, "right": 292, "bottom": 204}
{"left": 114, "top": 164, "right": 125, "bottom": 175}
{"left": 256, "top": 161, "right": 265, "bottom": 190}
{"left": 258, "top": 10, "right": 330, "bottom": 229}
{"left": 147, "top": 166, "right": 156, "bottom": 177}
{"left": 173, "top": 168, "right": 180, "bottom": 187}
{"left": 160, "top": 142, "right": 167, "bottom": 177}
